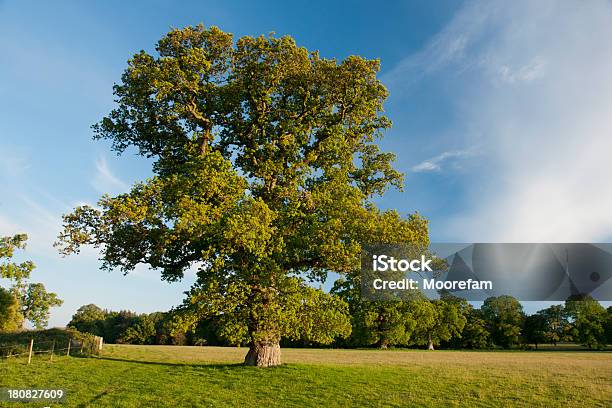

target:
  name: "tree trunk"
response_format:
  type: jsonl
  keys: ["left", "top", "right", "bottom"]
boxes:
{"left": 377, "top": 339, "right": 389, "bottom": 349}
{"left": 244, "top": 340, "right": 281, "bottom": 367}
{"left": 427, "top": 334, "right": 435, "bottom": 350}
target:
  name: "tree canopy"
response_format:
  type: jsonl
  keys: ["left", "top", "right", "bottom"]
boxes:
{"left": 1, "top": 234, "right": 63, "bottom": 330}
{"left": 481, "top": 296, "right": 524, "bottom": 349}
{"left": 56, "top": 25, "right": 427, "bottom": 366}
{"left": 565, "top": 295, "right": 607, "bottom": 349}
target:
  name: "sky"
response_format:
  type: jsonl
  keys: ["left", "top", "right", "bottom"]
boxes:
{"left": 2, "top": 0, "right": 612, "bottom": 327}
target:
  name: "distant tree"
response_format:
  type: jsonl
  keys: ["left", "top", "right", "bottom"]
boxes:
{"left": 455, "top": 307, "right": 491, "bottom": 349}
{"left": 119, "top": 314, "right": 158, "bottom": 344}
{"left": 537, "top": 305, "right": 569, "bottom": 346}
{"left": 15, "top": 283, "right": 63, "bottom": 329}
{"left": 332, "top": 262, "right": 427, "bottom": 350}
{"left": 606, "top": 306, "right": 612, "bottom": 345}
{"left": 1, "top": 234, "right": 62, "bottom": 329}
{"left": 69, "top": 306, "right": 186, "bottom": 345}
{"left": 103, "top": 310, "right": 139, "bottom": 343}
{"left": 68, "top": 304, "right": 107, "bottom": 336}
{"left": 412, "top": 296, "right": 467, "bottom": 350}
{"left": 565, "top": 296, "right": 607, "bottom": 349}
{"left": 481, "top": 296, "right": 524, "bottom": 348}
{"left": 188, "top": 317, "right": 224, "bottom": 346}
{"left": 55, "top": 24, "right": 425, "bottom": 367}
{"left": 523, "top": 313, "right": 547, "bottom": 349}
{"left": 0, "top": 287, "right": 23, "bottom": 332}
{"left": 150, "top": 312, "right": 187, "bottom": 345}
{"left": 356, "top": 300, "right": 418, "bottom": 349}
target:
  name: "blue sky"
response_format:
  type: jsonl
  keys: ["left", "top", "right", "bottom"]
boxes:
{"left": 2, "top": 0, "right": 612, "bottom": 326}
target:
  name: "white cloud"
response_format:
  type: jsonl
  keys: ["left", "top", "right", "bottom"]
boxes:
{"left": 498, "top": 57, "right": 547, "bottom": 84}
{"left": 392, "top": 0, "right": 612, "bottom": 242}
{"left": 91, "top": 156, "right": 128, "bottom": 194}
{"left": 412, "top": 150, "right": 477, "bottom": 173}
{"left": 382, "top": 1, "right": 500, "bottom": 86}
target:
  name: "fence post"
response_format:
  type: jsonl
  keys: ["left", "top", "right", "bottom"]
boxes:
{"left": 66, "top": 339, "right": 71, "bottom": 357}
{"left": 27, "top": 338, "right": 33, "bottom": 365}
{"left": 50, "top": 340, "right": 55, "bottom": 362}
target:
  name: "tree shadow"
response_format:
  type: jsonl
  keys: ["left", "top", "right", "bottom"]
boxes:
{"left": 94, "top": 355, "right": 250, "bottom": 369}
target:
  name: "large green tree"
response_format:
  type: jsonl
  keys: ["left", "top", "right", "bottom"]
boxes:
{"left": 454, "top": 307, "right": 491, "bottom": 349}
{"left": 523, "top": 313, "right": 548, "bottom": 349}
{"left": 481, "top": 295, "right": 524, "bottom": 348}
{"left": 56, "top": 25, "right": 426, "bottom": 366}
{"left": 332, "top": 284, "right": 420, "bottom": 349}
{"left": 565, "top": 296, "right": 607, "bottom": 349}
{"left": 537, "top": 304, "right": 570, "bottom": 346}
{"left": 331, "top": 241, "right": 428, "bottom": 349}
{"left": 68, "top": 304, "right": 107, "bottom": 336}
{"left": 411, "top": 296, "right": 467, "bottom": 350}
{"left": 15, "top": 282, "right": 63, "bottom": 329}
{"left": 1, "top": 234, "right": 63, "bottom": 330}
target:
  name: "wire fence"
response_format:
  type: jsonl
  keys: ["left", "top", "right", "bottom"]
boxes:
{"left": 0, "top": 337, "right": 102, "bottom": 364}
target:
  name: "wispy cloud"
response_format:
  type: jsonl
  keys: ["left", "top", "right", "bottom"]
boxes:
{"left": 497, "top": 57, "right": 547, "bottom": 84}
{"left": 411, "top": 149, "right": 477, "bottom": 173}
{"left": 382, "top": 1, "right": 500, "bottom": 87}
{"left": 383, "top": 2, "right": 552, "bottom": 91}
{"left": 392, "top": 0, "right": 612, "bottom": 242}
{"left": 91, "top": 156, "right": 128, "bottom": 195}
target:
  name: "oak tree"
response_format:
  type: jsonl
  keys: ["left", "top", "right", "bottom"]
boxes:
{"left": 56, "top": 25, "right": 425, "bottom": 366}
{"left": 565, "top": 296, "right": 607, "bottom": 349}
{"left": 481, "top": 295, "right": 524, "bottom": 348}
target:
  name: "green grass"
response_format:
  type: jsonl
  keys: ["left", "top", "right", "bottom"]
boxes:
{"left": 1, "top": 345, "right": 610, "bottom": 407}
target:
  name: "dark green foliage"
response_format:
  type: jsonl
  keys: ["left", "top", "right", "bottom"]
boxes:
{"left": 68, "top": 304, "right": 107, "bottom": 336}
{"left": 452, "top": 307, "right": 491, "bottom": 349}
{"left": 523, "top": 313, "right": 548, "bottom": 349}
{"left": 606, "top": 306, "right": 612, "bottom": 345}
{"left": 412, "top": 295, "right": 468, "bottom": 349}
{"left": 481, "top": 296, "right": 525, "bottom": 348}
{"left": 119, "top": 313, "right": 158, "bottom": 344}
{"left": 565, "top": 295, "right": 607, "bottom": 349}
{"left": 68, "top": 305, "right": 185, "bottom": 345}
{"left": 538, "top": 305, "right": 570, "bottom": 346}
{"left": 331, "top": 275, "right": 421, "bottom": 349}
{"left": 102, "top": 310, "right": 140, "bottom": 343}
{"left": 0, "top": 327, "right": 100, "bottom": 356}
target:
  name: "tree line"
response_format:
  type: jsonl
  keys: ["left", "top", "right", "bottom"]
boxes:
{"left": 69, "top": 294, "right": 612, "bottom": 350}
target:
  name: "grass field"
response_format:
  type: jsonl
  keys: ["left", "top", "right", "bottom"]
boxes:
{"left": 1, "top": 345, "right": 611, "bottom": 407}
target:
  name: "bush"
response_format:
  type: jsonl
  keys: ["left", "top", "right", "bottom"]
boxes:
{"left": 0, "top": 328, "right": 100, "bottom": 357}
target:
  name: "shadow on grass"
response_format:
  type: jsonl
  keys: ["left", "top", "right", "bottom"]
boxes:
{"left": 95, "top": 355, "right": 278, "bottom": 370}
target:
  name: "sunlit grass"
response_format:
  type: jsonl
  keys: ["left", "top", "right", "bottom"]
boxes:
{"left": 1, "top": 345, "right": 610, "bottom": 407}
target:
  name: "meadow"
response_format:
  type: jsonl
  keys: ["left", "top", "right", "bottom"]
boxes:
{"left": 1, "top": 345, "right": 610, "bottom": 407}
